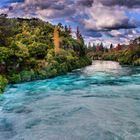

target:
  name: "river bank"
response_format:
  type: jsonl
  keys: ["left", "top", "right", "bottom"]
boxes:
{"left": 0, "top": 56, "right": 92, "bottom": 93}
{"left": 91, "top": 47, "right": 140, "bottom": 66}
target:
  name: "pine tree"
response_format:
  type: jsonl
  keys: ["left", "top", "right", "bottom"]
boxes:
{"left": 76, "top": 26, "right": 81, "bottom": 40}
{"left": 110, "top": 44, "right": 113, "bottom": 50}
{"left": 92, "top": 43, "right": 96, "bottom": 52}
{"left": 88, "top": 42, "right": 91, "bottom": 48}
{"left": 76, "top": 26, "right": 85, "bottom": 56}
{"left": 68, "top": 25, "right": 72, "bottom": 34}
{"left": 64, "top": 25, "right": 68, "bottom": 32}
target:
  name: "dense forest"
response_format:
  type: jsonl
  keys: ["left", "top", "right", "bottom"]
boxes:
{"left": 86, "top": 37, "right": 140, "bottom": 65}
{"left": 0, "top": 14, "right": 92, "bottom": 93}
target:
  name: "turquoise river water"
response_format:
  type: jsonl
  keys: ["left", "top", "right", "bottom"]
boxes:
{"left": 0, "top": 60, "right": 140, "bottom": 140}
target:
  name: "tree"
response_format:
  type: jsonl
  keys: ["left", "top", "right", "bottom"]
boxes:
{"left": 0, "top": 14, "right": 14, "bottom": 46}
{"left": 76, "top": 26, "right": 81, "bottom": 40}
{"left": 57, "top": 23, "right": 63, "bottom": 29}
{"left": 68, "top": 25, "right": 72, "bottom": 35}
{"left": 96, "top": 42, "right": 104, "bottom": 52}
{"left": 92, "top": 43, "right": 96, "bottom": 52}
{"left": 53, "top": 26, "right": 60, "bottom": 54}
{"left": 110, "top": 44, "right": 113, "bottom": 50}
{"left": 116, "top": 44, "right": 122, "bottom": 51}
{"left": 0, "top": 75, "right": 8, "bottom": 93}
{"left": 64, "top": 25, "right": 68, "bottom": 32}
{"left": 0, "top": 47, "right": 11, "bottom": 64}
{"left": 88, "top": 42, "right": 92, "bottom": 48}
{"left": 9, "top": 42, "right": 29, "bottom": 70}
{"left": 104, "top": 47, "right": 109, "bottom": 52}
{"left": 28, "top": 42, "right": 48, "bottom": 59}
{"left": 75, "top": 26, "right": 86, "bottom": 56}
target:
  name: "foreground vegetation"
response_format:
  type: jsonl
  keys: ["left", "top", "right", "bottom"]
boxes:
{"left": 0, "top": 14, "right": 91, "bottom": 93}
{"left": 87, "top": 38, "right": 140, "bottom": 65}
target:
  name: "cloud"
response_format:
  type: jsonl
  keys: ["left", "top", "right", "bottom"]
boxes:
{"left": 77, "top": 0, "right": 94, "bottom": 7}
{"left": 83, "top": 29, "right": 102, "bottom": 38}
{"left": 107, "top": 30, "right": 123, "bottom": 37}
{"left": 94, "top": 0, "right": 140, "bottom": 8}
{"left": 83, "top": 3, "right": 139, "bottom": 31}
{"left": 0, "top": 0, "right": 140, "bottom": 45}
{"left": 25, "top": 0, "right": 66, "bottom": 10}
{"left": 5, "top": 0, "right": 77, "bottom": 19}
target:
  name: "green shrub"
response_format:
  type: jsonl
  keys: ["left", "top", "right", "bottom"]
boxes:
{"left": 60, "top": 63, "right": 69, "bottom": 73}
{"left": 0, "top": 75, "right": 8, "bottom": 93}
{"left": 37, "top": 70, "right": 47, "bottom": 79}
{"left": 20, "top": 70, "right": 35, "bottom": 82}
{"left": 8, "top": 73, "right": 21, "bottom": 84}
{"left": 0, "top": 47, "right": 12, "bottom": 64}
{"left": 28, "top": 42, "right": 48, "bottom": 59}
{"left": 133, "top": 58, "right": 140, "bottom": 66}
{"left": 49, "top": 69, "right": 58, "bottom": 77}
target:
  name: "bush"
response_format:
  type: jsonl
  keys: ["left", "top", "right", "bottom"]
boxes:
{"left": 37, "top": 70, "right": 47, "bottom": 79}
{"left": 60, "top": 63, "right": 69, "bottom": 73}
{"left": 49, "top": 69, "right": 58, "bottom": 77}
{"left": 28, "top": 42, "right": 48, "bottom": 59}
{"left": 8, "top": 73, "right": 21, "bottom": 84}
{"left": 20, "top": 70, "right": 35, "bottom": 82}
{"left": 0, "top": 75, "right": 8, "bottom": 93}
{"left": 0, "top": 47, "right": 12, "bottom": 64}
{"left": 133, "top": 58, "right": 140, "bottom": 66}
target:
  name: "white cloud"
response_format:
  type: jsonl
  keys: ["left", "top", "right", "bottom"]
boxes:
{"left": 84, "top": 3, "right": 128, "bottom": 30}
{"left": 109, "top": 30, "right": 122, "bottom": 37}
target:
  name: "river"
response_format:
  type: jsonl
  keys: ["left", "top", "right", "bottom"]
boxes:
{"left": 0, "top": 60, "right": 140, "bottom": 140}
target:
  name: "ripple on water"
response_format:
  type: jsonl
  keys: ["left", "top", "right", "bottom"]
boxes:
{"left": 0, "top": 61, "right": 140, "bottom": 140}
{"left": 0, "top": 118, "right": 16, "bottom": 139}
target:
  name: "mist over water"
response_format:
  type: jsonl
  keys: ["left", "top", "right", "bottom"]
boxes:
{"left": 1, "top": 61, "right": 140, "bottom": 140}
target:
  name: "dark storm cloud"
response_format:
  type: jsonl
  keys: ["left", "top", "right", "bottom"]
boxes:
{"left": 97, "top": 0, "right": 140, "bottom": 8}
{"left": 77, "top": 0, "right": 94, "bottom": 7}
{"left": 84, "top": 30, "right": 102, "bottom": 38}
{"left": 103, "top": 22, "right": 138, "bottom": 31}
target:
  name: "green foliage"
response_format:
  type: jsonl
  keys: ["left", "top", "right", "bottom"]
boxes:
{"left": 46, "top": 50, "right": 55, "bottom": 63}
{"left": 8, "top": 73, "right": 21, "bottom": 84}
{"left": 0, "top": 47, "right": 12, "bottom": 64}
{"left": 20, "top": 70, "right": 35, "bottom": 82}
{"left": 10, "top": 42, "right": 29, "bottom": 61}
{"left": 60, "top": 63, "right": 69, "bottom": 74}
{"left": 28, "top": 42, "right": 48, "bottom": 59}
{"left": 0, "top": 75, "right": 8, "bottom": 93}
{"left": 91, "top": 44, "right": 140, "bottom": 65}
{"left": 133, "top": 58, "right": 140, "bottom": 65}
{"left": 0, "top": 16, "right": 91, "bottom": 93}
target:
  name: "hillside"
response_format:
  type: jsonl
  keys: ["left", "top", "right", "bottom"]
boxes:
{"left": 0, "top": 14, "right": 91, "bottom": 93}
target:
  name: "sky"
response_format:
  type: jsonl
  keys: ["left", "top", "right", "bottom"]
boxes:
{"left": 0, "top": 0, "right": 140, "bottom": 46}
